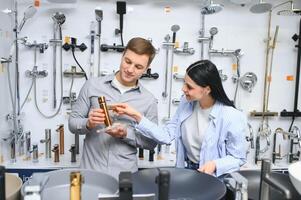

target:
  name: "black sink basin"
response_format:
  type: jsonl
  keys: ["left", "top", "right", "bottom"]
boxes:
{"left": 224, "top": 170, "right": 301, "bottom": 200}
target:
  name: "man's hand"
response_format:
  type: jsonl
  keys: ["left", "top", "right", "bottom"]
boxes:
{"left": 86, "top": 108, "right": 106, "bottom": 129}
{"left": 197, "top": 161, "right": 216, "bottom": 175}
{"left": 105, "top": 123, "right": 127, "bottom": 138}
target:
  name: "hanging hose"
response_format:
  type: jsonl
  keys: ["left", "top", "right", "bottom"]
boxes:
{"left": 20, "top": 79, "right": 34, "bottom": 111}
{"left": 6, "top": 63, "right": 15, "bottom": 110}
{"left": 71, "top": 50, "right": 87, "bottom": 80}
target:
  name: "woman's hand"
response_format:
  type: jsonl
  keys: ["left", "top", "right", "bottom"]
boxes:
{"left": 112, "top": 103, "right": 142, "bottom": 122}
{"left": 86, "top": 108, "right": 106, "bottom": 129}
{"left": 197, "top": 161, "right": 216, "bottom": 175}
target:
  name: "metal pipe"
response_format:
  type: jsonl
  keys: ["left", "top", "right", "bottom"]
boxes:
{"left": 52, "top": 22, "right": 58, "bottom": 109}
{"left": 162, "top": 35, "right": 170, "bottom": 99}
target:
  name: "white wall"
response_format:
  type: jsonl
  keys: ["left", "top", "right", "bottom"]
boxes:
{"left": 1, "top": 0, "right": 301, "bottom": 166}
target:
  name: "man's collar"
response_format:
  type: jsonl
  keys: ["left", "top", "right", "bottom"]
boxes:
{"left": 103, "top": 72, "right": 142, "bottom": 93}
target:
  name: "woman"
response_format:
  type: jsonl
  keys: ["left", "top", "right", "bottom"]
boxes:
{"left": 112, "top": 60, "right": 248, "bottom": 177}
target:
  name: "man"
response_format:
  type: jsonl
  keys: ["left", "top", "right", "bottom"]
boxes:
{"left": 69, "top": 37, "right": 158, "bottom": 179}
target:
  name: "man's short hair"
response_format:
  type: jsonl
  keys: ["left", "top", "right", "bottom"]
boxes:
{"left": 124, "top": 37, "right": 156, "bottom": 66}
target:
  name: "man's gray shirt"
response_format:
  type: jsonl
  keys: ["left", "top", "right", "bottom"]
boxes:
{"left": 68, "top": 74, "right": 158, "bottom": 179}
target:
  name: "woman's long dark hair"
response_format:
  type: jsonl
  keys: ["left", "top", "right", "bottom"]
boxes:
{"left": 186, "top": 60, "right": 235, "bottom": 108}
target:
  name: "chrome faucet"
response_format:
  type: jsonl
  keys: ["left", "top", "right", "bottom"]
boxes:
{"left": 288, "top": 126, "right": 301, "bottom": 163}
{"left": 259, "top": 159, "right": 292, "bottom": 200}
{"left": 224, "top": 172, "right": 248, "bottom": 200}
{"left": 272, "top": 128, "right": 288, "bottom": 164}
{"left": 246, "top": 123, "right": 254, "bottom": 150}
{"left": 40, "top": 129, "right": 51, "bottom": 159}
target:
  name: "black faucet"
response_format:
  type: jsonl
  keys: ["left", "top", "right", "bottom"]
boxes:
{"left": 288, "top": 126, "right": 301, "bottom": 163}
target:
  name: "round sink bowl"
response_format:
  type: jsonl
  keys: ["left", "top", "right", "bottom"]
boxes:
{"left": 289, "top": 161, "right": 301, "bottom": 195}
{"left": 6, "top": 173, "right": 22, "bottom": 200}
{"left": 21, "top": 168, "right": 118, "bottom": 200}
{"left": 224, "top": 170, "right": 301, "bottom": 200}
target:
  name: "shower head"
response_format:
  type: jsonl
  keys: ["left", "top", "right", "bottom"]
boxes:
{"left": 277, "top": 1, "right": 301, "bottom": 16}
{"left": 95, "top": 8, "right": 103, "bottom": 22}
{"left": 250, "top": 1, "right": 272, "bottom": 13}
{"left": 18, "top": 6, "right": 37, "bottom": 32}
{"left": 52, "top": 12, "right": 66, "bottom": 26}
{"left": 201, "top": 1, "right": 223, "bottom": 15}
{"left": 171, "top": 24, "right": 180, "bottom": 33}
{"left": 209, "top": 27, "right": 218, "bottom": 36}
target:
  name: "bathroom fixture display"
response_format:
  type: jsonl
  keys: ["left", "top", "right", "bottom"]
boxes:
{"left": 281, "top": 18, "right": 301, "bottom": 125}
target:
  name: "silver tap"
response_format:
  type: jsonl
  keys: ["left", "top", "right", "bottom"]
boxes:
{"left": 18, "top": 133, "right": 25, "bottom": 156}
{"left": 40, "top": 129, "right": 51, "bottom": 159}
{"left": 259, "top": 159, "right": 292, "bottom": 200}
{"left": 224, "top": 172, "right": 248, "bottom": 200}
{"left": 246, "top": 123, "right": 254, "bottom": 149}
{"left": 25, "top": 132, "right": 31, "bottom": 159}
{"left": 272, "top": 128, "right": 288, "bottom": 163}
